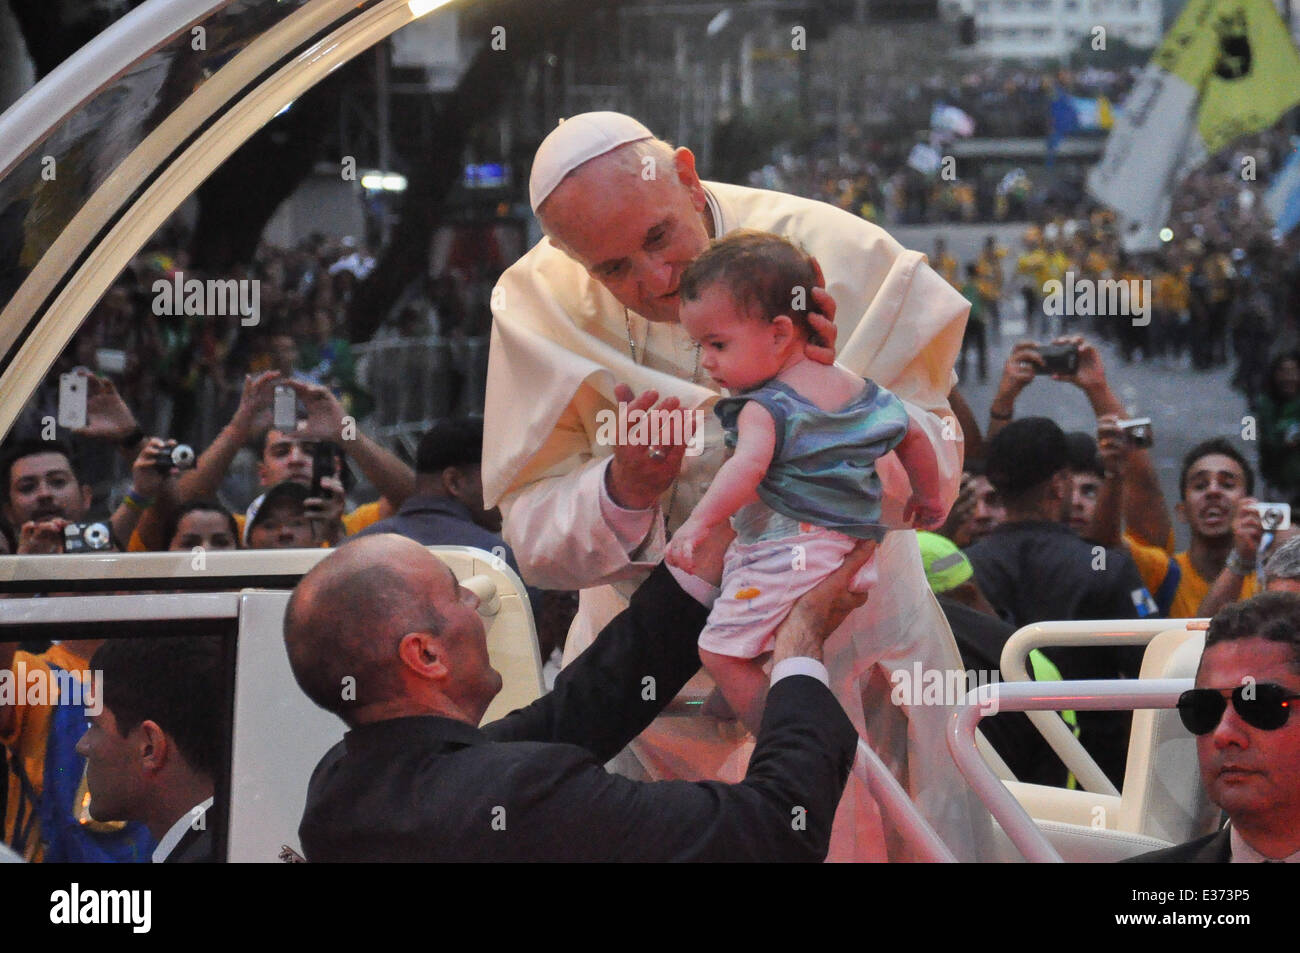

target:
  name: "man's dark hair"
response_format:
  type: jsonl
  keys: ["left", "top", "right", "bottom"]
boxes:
{"left": 0, "top": 438, "right": 80, "bottom": 500}
{"left": 416, "top": 418, "right": 483, "bottom": 476}
{"left": 1065, "top": 432, "right": 1105, "bottom": 479}
{"left": 1178, "top": 437, "right": 1255, "bottom": 499}
{"left": 984, "top": 417, "right": 1069, "bottom": 503}
{"left": 164, "top": 500, "right": 239, "bottom": 548}
{"left": 679, "top": 229, "right": 819, "bottom": 339}
{"left": 91, "top": 636, "right": 225, "bottom": 779}
{"left": 1204, "top": 591, "right": 1300, "bottom": 675}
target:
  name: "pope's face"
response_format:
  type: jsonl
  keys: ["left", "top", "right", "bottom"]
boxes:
{"left": 540, "top": 147, "right": 712, "bottom": 324}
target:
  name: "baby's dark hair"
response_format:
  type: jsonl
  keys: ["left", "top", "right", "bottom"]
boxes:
{"left": 679, "top": 229, "right": 821, "bottom": 341}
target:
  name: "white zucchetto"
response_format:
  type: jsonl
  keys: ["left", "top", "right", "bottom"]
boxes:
{"left": 528, "top": 112, "right": 655, "bottom": 212}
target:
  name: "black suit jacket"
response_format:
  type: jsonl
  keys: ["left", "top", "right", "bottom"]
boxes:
{"left": 1123, "top": 830, "right": 1232, "bottom": 863}
{"left": 299, "top": 564, "right": 859, "bottom": 861}
{"left": 161, "top": 823, "right": 215, "bottom": 863}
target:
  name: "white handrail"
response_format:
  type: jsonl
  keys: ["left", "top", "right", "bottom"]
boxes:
{"left": 998, "top": 619, "right": 1204, "bottom": 796}
{"left": 852, "top": 739, "right": 958, "bottom": 863}
{"left": 948, "top": 678, "right": 1192, "bottom": 863}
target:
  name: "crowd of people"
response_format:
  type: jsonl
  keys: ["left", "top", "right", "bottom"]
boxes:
{"left": 3, "top": 103, "right": 1300, "bottom": 866}
{"left": 750, "top": 65, "right": 1140, "bottom": 226}
{"left": 928, "top": 332, "right": 1300, "bottom": 788}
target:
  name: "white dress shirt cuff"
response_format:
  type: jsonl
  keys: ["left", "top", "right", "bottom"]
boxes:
{"left": 596, "top": 456, "right": 658, "bottom": 553}
{"left": 771, "top": 657, "right": 830, "bottom": 687}
{"left": 666, "top": 564, "right": 721, "bottom": 608}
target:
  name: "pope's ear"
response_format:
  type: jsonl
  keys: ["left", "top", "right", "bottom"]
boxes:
{"left": 673, "top": 148, "right": 706, "bottom": 207}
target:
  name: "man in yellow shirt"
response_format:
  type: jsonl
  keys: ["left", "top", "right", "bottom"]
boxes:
{"left": 974, "top": 235, "right": 1006, "bottom": 343}
{"left": 1151, "top": 257, "right": 1190, "bottom": 366}
{"left": 932, "top": 237, "right": 960, "bottom": 288}
{"left": 1125, "top": 438, "right": 1263, "bottom": 618}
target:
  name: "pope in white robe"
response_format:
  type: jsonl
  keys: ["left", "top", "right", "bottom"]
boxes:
{"left": 482, "top": 113, "right": 993, "bottom": 861}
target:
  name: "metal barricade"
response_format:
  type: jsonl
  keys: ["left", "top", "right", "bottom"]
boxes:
{"left": 352, "top": 333, "right": 488, "bottom": 449}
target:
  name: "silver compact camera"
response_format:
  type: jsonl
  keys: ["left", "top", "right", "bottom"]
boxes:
{"left": 1116, "top": 417, "right": 1154, "bottom": 449}
{"left": 63, "top": 522, "right": 113, "bottom": 553}
{"left": 155, "top": 442, "right": 196, "bottom": 473}
{"left": 1252, "top": 502, "right": 1292, "bottom": 532}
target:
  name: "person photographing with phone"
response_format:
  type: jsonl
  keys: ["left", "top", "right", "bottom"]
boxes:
{"left": 159, "top": 371, "right": 417, "bottom": 550}
{"left": 986, "top": 336, "right": 1172, "bottom": 555}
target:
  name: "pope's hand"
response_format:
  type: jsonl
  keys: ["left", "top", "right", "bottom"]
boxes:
{"left": 605, "top": 383, "right": 694, "bottom": 511}
{"left": 804, "top": 257, "right": 838, "bottom": 365}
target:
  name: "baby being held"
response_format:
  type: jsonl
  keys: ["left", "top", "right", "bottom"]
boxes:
{"left": 664, "top": 229, "right": 948, "bottom": 732}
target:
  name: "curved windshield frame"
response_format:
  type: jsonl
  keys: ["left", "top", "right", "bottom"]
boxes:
{"left": 0, "top": 0, "right": 452, "bottom": 440}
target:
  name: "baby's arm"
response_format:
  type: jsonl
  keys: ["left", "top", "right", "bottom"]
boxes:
{"left": 893, "top": 420, "right": 947, "bottom": 530}
{"left": 665, "top": 401, "right": 776, "bottom": 572}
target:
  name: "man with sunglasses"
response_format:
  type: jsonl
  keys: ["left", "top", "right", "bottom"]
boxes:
{"left": 1129, "top": 591, "right": 1300, "bottom": 862}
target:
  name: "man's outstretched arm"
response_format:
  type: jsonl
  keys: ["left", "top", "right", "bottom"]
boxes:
{"left": 480, "top": 545, "right": 873, "bottom": 861}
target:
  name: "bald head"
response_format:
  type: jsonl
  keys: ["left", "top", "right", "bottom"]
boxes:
{"left": 284, "top": 535, "right": 446, "bottom": 724}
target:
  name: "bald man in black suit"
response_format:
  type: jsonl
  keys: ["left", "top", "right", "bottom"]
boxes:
{"left": 285, "top": 532, "right": 873, "bottom": 862}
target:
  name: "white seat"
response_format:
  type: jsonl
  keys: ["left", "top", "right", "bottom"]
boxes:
{"left": 988, "top": 820, "right": 1173, "bottom": 863}
{"left": 0, "top": 545, "right": 543, "bottom": 863}
{"left": 988, "top": 623, "right": 1219, "bottom": 859}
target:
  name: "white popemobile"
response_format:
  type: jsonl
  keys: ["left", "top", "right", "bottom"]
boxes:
{"left": 0, "top": 0, "right": 1217, "bottom": 862}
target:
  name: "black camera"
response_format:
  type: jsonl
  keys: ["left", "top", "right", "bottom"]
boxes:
{"left": 1035, "top": 343, "right": 1080, "bottom": 375}
{"left": 311, "top": 441, "right": 339, "bottom": 498}
{"left": 63, "top": 522, "right": 113, "bottom": 553}
{"left": 155, "top": 443, "right": 196, "bottom": 473}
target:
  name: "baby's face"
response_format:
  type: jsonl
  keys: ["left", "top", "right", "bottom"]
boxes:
{"left": 680, "top": 284, "right": 784, "bottom": 393}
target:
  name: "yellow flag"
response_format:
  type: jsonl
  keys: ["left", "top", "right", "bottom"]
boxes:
{"left": 1154, "top": 0, "right": 1300, "bottom": 155}
{"left": 1097, "top": 95, "right": 1114, "bottom": 130}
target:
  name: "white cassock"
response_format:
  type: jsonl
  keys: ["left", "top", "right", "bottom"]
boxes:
{"left": 483, "top": 181, "right": 994, "bottom": 861}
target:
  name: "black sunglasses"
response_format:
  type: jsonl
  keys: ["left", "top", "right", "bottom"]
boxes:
{"left": 1177, "top": 684, "right": 1300, "bottom": 735}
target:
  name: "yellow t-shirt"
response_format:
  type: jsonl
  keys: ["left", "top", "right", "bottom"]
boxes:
{"left": 1125, "top": 534, "right": 1260, "bottom": 618}
{"left": 935, "top": 253, "right": 960, "bottom": 288}
{"left": 974, "top": 248, "right": 1005, "bottom": 301}
{"left": 1153, "top": 272, "right": 1189, "bottom": 312}
{"left": 1, "top": 643, "right": 93, "bottom": 862}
